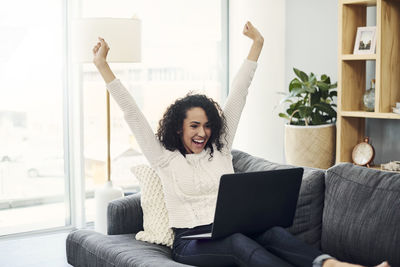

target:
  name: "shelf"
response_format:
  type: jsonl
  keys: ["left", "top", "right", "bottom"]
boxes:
{"left": 340, "top": 111, "right": 400, "bottom": 119}
{"left": 341, "top": 0, "right": 376, "bottom": 6}
{"left": 371, "top": 165, "right": 400, "bottom": 173}
{"left": 341, "top": 54, "right": 376, "bottom": 61}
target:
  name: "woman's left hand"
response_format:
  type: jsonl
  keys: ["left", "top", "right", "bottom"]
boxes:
{"left": 243, "top": 21, "right": 264, "bottom": 44}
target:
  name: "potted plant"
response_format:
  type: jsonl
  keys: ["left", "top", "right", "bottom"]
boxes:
{"left": 279, "top": 68, "right": 337, "bottom": 169}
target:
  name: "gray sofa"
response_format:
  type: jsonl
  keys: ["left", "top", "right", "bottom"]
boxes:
{"left": 66, "top": 150, "right": 400, "bottom": 267}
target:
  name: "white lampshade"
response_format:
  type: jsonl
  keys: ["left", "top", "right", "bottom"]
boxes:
{"left": 72, "top": 17, "right": 141, "bottom": 63}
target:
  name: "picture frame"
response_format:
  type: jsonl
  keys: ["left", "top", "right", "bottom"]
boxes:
{"left": 353, "top": 26, "right": 377, "bottom": 55}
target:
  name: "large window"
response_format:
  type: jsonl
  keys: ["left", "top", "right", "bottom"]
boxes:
{"left": 0, "top": 0, "right": 227, "bottom": 234}
{"left": 81, "top": 0, "right": 227, "bottom": 222}
{"left": 0, "top": 0, "right": 68, "bottom": 235}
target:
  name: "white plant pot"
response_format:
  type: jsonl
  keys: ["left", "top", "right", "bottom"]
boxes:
{"left": 95, "top": 181, "right": 124, "bottom": 234}
{"left": 285, "top": 123, "right": 336, "bottom": 169}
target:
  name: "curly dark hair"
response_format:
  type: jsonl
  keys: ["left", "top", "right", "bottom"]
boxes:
{"left": 156, "top": 93, "right": 227, "bottom": 158}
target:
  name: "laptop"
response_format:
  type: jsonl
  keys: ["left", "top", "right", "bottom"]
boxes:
{"left": 181, "top": 168, "right": 304, "bottom": 240}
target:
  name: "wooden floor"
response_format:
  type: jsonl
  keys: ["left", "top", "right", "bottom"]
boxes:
{"left": 0, "top": 230, "right": 72, "bottom": 267}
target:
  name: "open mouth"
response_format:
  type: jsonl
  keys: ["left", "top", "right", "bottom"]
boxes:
{"left": 192, "top": 139, "right": 205, "bottom": 147}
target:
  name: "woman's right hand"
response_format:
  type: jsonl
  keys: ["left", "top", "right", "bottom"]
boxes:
{"left": 92, "top": 37, "right": 116, "bottom": 83}
{"left": 92, "top": 37, "right": 110, "bottom": 67}
{"left": 243, "top": 21, "right": 263, "bottom": 45}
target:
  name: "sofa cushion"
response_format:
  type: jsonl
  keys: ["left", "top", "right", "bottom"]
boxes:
{"left": 322, "top": 163, "right": 400, "bottom": 266}
{"left": 66, "top": 230, "right": 192, "bottom": 267}
{"left": 231, "top": 149, "right": 325, "bottom": 249}
{"left": 131, "top": 165, "right": 174, "bottom": 248}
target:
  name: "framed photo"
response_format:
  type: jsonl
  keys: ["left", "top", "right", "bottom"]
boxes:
{"left": 353, "top": 26, "right": 377, "bottom": 54}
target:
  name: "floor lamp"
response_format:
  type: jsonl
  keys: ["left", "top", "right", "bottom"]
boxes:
{"left": 73, "top": 17, "right": 141, "bottom": 234}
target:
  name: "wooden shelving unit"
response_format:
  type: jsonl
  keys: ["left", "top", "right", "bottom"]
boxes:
{"left": 341, "top": 111, "right": 400, "bottom": 119}
{"left": 337, "top": 0, "right": 400, "bottom": 163}
{"left": 340, "top": 54, "right": 377, "bottom": 60}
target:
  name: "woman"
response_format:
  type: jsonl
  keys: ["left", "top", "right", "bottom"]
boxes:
{"left": 93, "top": 21, "right": 389, "bottom": 267}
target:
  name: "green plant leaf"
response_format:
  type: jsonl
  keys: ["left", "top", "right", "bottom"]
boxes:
{"left": 322, "top": 115, "right": 336, "bottom": 123}
{"left": 286, "top": 105, "right": 295, "bottom": 117}
{"left": 304, "top": 85, "right": 316, "bottom": 93}
{"left": 321, "top": 74, "right": 331, "bottom": 84}
{"left": 290, "top": 87, "right": 307, "bottom": 97}
{"left": 298, "top": 106, "right": 313, "bottom": 118}
{"left": 288, "top": 108, "right": 301, "bottom": 119}
{"left": 284, "top": 99, "right": 294, "bottom": 104}
{"left": 293, "top": 68, "right": 308, "bottom": 82}
{"left": 317, "top": 81, "right": 330, "bottom": 91}
{"left": 280, "top": 87, "right": 306, "bottom": 105}
{"left": 309, "top": 73, "right": 317, "bottom": 86}
{"left": 311, "top": 112, "right": 324, "bottom": 125}
{"left": 329, "top": 91, "right": 337, "bottom": 97}
{"left": 289, "top": 78, "right": 302, "bottom": 92}
{"left": 279, "top": 94, "right": 295, "bottom": 105}
{"left": 321, "top": 90, "right": 329, "bottom": 100}
{"left": 290, "top": 101, "right": 301, "bottom": 109}
{"left": 329, "top": 82, "right": 338, "bottom": 89}
{"left": 315, "top": 102, "right": 337, "bottom": 118}
{"left": 311, "top": 91, "right": 321, "bottom": 106}
{"left": 279, "top": 113, "right": 290, "bottom": 120}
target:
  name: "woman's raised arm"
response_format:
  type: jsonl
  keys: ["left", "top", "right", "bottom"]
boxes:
{"left": 93, "top": 37, "right": 116, "bottom": 83}
{"left": 222, "top": 22, "right": 263, "bottom": 150}
{"left": 92, "top": 37, "right": 164, "bottom": 166}
{"left": 243, "top": 22, "right": 264, "bottom": 61}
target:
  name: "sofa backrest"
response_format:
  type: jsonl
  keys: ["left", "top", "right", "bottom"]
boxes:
{"left": 322, "top": 163, "right": 400, "bottom": 266}
{"left": 231, "top": 149, "right": 325, "bottom": 249}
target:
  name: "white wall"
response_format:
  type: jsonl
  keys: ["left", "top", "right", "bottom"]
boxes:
{"left": 285, "top": 0, "right": 338, "bottom": 86}
{"left": 229, "top": 0, "right": 286, "bottom": 163}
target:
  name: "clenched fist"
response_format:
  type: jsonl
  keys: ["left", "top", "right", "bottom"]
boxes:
{"left": 243, "top": 21, "right": 264, "bottom": 45}
{"left": 92, "top": 37, "right": 110, "bottom": 67}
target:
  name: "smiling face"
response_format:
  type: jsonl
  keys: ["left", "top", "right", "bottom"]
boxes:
{"left": 180, "top": 107, "right": 211, "bottom": 154}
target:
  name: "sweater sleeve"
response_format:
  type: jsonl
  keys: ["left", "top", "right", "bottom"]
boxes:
{"left": 106, "top": 79, "right": 164, "bottom": 165}
{"left": 223, "top": 59, "right": 258, "bottom": 150}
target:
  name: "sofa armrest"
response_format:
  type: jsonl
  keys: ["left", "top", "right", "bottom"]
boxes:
{"left": 107, "top": 193, "right": 144, "bottom": 235}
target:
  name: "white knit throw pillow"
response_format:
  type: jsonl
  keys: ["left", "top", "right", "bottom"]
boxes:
{"left": 131, "top": 164, "right": 174, "bottom": 247}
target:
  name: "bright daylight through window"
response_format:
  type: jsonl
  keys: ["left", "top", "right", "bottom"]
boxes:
{"left": 0, "top": 0, "right": 226, "bottom": 234}
{"left": 0, "top": 0, "right": 67, "bottom": 235}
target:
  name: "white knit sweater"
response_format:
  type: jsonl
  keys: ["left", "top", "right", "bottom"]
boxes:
{"left": 107, "top": 59, "right": 258, "bottom": 228}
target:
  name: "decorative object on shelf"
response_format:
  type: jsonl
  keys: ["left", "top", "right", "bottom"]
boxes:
{"left": 353, "top": 26, "right": 377, "bottom": 55}
{"left": 352, "top": 137, "right": 375, "bottom": 167}
{"left": 363, "top": 78, "right": 375, "bottom": 111}
{"left": 381, "top": 161, "right": 400, "bottom": 172}
{"left": 73, "top": 17, "right": 141, "bottom": 234}
{"left": 393, "top": 102, "right": 400, "bottom": 114}
{"left": 279, "top": 68, "right": 337, "bottom": 169}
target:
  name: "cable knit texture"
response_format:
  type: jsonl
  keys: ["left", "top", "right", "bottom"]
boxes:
{"left": 131, "top": 165, "right": 174, "bottom": 247}
{"left": 107, "top": 59, "right": 257, "bottom": 229}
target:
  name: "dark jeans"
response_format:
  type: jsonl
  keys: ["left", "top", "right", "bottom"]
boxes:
{"left": 172, "top": 224, "right": 322, "bottom": 267}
